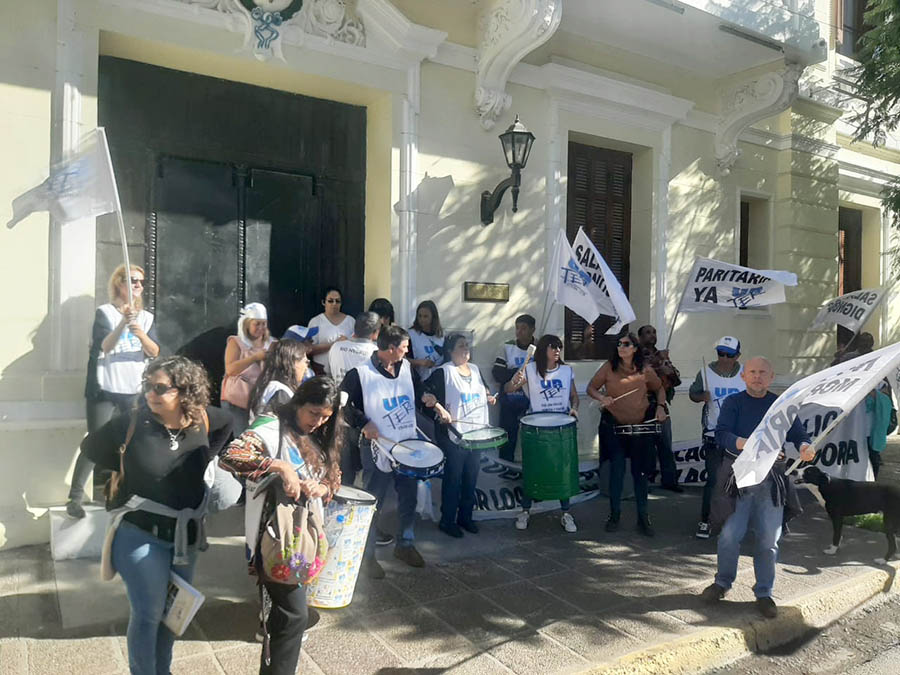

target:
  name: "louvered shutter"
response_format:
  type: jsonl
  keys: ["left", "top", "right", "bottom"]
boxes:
{"left": 564, "top": 143, "right": 632, "bottom": 360}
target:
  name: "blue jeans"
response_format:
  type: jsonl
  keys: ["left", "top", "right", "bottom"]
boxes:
{"left": 438, "top": 436, "right": 481, "bottom": 526}
{"left": 498, "top": 392, "right": 529, "bottom": 461}
{"left": 112, "top": 521, "right": 198, "bottom": 675}
{"left": 360, "top": 439, "right": 418, "bottom": 556}
{"left": 600, "top": 421, "right": 654, "bottom": 518}
{"left": 654, "top": 417, "right": 677, "bottom": 486}
{"left": 715, "top": 479, "right": 782, "bottom": 598}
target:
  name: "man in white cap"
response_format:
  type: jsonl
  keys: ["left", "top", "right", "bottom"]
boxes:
{"left": 688, "top": 336, "right": 744, "bottom": 539}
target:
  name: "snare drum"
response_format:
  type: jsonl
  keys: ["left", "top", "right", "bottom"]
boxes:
{"left": 519, "top": 413, "right": 579, "bottom": 501}
{"left": 612, "top": 422, "right": 661, "bottom": 436}
{"left": 390, "top": 439, "right": 445, "bottom": 479}
{"left": 308, "top": 486, "right": 376, "bottom": 609}
{"left": 456, "top": 426, "right": 508, "bottom": 452}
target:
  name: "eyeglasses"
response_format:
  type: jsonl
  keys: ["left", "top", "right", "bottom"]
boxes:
{"left": 716, "top": 351, "right": 736, "bottom": 358}
{"left": 325, "top": 298, "right": 341, "bottom": 304}
{"left": 143, "top": 382, "right": 178, "bottom": 396}
{"left": 617, "top": 341, "right": 634, "bottom": 348}
{"left": 130, "top": 277, "right": 144, "bottom": 286}
{"left": 549, "top": 345, "right": 562, "bottom": 351}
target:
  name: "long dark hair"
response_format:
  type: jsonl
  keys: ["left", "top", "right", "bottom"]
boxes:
{"left": 248, "top": 340, "right": 308, "bottom": 415}
{"left": 610, "top": 332, "right": 644, "bottom": 373}
{"left": 277, "top": 376, "right": 342, "bottom": 491}
{"left": 368, "top": 297, "right": 395, "bottom": 325}
{"left": 410, "top": 300, "right": 443, "bottom": 337}
{"left": 534, "top": 334, "right": 564, "bottom": 379}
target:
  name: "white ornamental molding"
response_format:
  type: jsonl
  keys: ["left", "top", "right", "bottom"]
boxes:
{"left": 177, "top": 0, "right": 365, "bottom": 61}
{"left": 475, "top": 0, "right": 561, "bottom": 130}
{"left": 715, "top": 61, "right": 805, "bottom": 176}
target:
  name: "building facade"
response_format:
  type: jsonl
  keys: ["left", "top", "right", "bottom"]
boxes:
{"left": 1, "top": 0, "right": 896, "bottom": 548}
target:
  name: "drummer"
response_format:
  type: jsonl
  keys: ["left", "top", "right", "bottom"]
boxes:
{"left": 587, "top": 332, "right": 668, "bottom": 537}
{"left": 426, "top": 333, "right": 497, "bottom": 538}
{"left": 340, "top": 325, "right": 444, "bottom": 578}
{"left": 504, "top": 334, "right": 579, "bottom": 533}
{"left": 492, "top": 314, "right": 536, "bottom": 461}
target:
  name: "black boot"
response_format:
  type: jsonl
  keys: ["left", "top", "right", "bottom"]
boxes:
{"left": 637, "top": 515, "right": 655, "bottom": 537}
{"left": 605, "top": 512, "right": 620, "bottom": 532}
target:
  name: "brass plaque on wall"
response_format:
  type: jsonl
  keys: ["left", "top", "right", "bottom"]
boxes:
{"left": 464, "top": 282, "right": 509, "bottom": 302}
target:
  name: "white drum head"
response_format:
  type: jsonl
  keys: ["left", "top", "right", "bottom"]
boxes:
{"left": 460, "top": 427, "right": 505, "bottom": 442}
{"left": 334, "top": 485, "right": 376, "bottom": 505}
{"left": 391, "top": 440, "right": 443, "bottom": 468}
{"left": 521, "top": 413, "right": 574, "bottom": 428}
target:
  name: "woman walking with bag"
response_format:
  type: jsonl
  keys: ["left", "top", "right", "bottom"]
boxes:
{"left": 80, "top": 356, "right": 232, "bottom": 675}
{"left": 220, "top": 376, "right": 342, "bottom": 675}
{"left": 222, "top": 302, "right": 275, "bottom": 434}
{"left": 587, "top": 332, "right": 668, "bottom": 536}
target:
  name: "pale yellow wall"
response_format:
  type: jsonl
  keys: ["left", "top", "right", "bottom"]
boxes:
{"left": 390, "top": 0, "right": 479, "bottom": 48}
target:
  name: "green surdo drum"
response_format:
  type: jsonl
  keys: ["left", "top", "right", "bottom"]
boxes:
{"left": 519, "top": 413, "right": 579, "bottom": 501}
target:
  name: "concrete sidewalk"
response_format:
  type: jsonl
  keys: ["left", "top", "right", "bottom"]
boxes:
{"left": 2, "top": 448, "right": 900, "bottom": 674}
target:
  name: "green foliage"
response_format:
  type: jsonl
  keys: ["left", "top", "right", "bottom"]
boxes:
{"left": 848, "top": 0, "right": 900, "bottom": 272}
{"left": 848, "top": 512, "right": 885, "bottom": 532}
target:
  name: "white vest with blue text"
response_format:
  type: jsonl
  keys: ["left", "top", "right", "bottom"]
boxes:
{"left": 504, "top": 342, "right": 531, "bottom": 370}
{"left": 408, "top": 329, "right": 444, "bottom": 381}
{"left": 525, "top": 362, "right": 573, "bottom": 414}
{"left": 702, "top": 364, "right": 745, "bottom": 436}
{"left": 358, "top": 358, "right": 416, "bottom": 443}
{"left": 441, "top": 362, "right": 489, "bottom": 427}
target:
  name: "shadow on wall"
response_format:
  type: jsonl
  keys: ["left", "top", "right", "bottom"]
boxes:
{"left": 0, "top": 295, "right": 96, "bottom": 403}
{"left": 394, "top": 173, "right": 455, "bottom": 220}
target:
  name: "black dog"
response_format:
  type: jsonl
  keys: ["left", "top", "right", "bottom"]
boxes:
{"left": 800, "top": 466, "right": 900, "bottom": 563}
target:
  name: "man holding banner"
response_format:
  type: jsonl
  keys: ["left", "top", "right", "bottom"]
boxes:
{"left": 701, "top": 357, "right": 813, "bottom": 619}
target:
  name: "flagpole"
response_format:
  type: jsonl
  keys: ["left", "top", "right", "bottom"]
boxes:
{"left": 98, "top": 128, "right": 133, "bottom": 308}
{"left": 664, "top": 270, "right": 691, "bottom": 351}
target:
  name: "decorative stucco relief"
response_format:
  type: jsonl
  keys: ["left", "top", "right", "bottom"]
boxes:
{"left": 715, "top": 61, "right": 805, "bottom": 175}
{"left": 475, "top": 0, "right": 561, "bottom": 129}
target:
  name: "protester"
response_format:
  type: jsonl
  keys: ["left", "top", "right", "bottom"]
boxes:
{"left": 866, "top": 384, "right": 893, "bottom": 479}
{"left": 220, "top": 377, "right": 342, "bottom": 675}
{"left": 247, "top": 340, "right": 310, "bottom": 422}
{"left": 340, "top": 325, "right": 441, "bottom": 576}
{"left": 492, "top": 314, "right": 536, "bottom": 461}
{"left": 408, "top": 300, "right": 445, "bottom": 381}
{"left": 831, "top": 331, "right": 875, "bottom": 366}
{"left": 368, "top": 297, "right": 395, "bottom": 328}
{"left": 638, "top": 324, "right": 682, "bottom": 493}
{"left": 588, "top": 332, "right": 667, "bottom": 537}
{"left": 701, "top": 357, "right": 814, "bottom": 619}
{"left": 308, "top": 286, "right": 355, "bottom": 375}
{"left": 80, "top": 356, "right": 232, "bottom": 675}
{"left": 505, "top": 334, "right": 579, "bottom": 533}
{"left": 68, "top": 264, "right": 160, "bottom": 519}
{"left": 222, "top": 303, "right": 274, "bottom": 434}
{"left": 427, "top": 333, "right": 496, "bottom": 537}
{"left": 328, "top": 311, "right": 380, "bottom": 485}
{"left": 689, "top": 336, "right": 745, "bottom": 539}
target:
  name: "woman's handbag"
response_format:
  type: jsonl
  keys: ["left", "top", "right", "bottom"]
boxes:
{"left": 104, "top": 414, "right": 138, "bottom": 510}
{"left": 258, "top": 486, "right": 328, "bottom": 586}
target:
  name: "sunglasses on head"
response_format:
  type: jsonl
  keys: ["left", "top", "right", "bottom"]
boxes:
{"left": 143, "top": 382, "right": 178, "bottom": 396}
{"left": 617, "top": 340, "right": 634, "bottom": 348}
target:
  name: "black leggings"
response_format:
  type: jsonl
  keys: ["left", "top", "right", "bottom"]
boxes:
{"left": 261, "top": 582, "right": 309, "bottom": 675}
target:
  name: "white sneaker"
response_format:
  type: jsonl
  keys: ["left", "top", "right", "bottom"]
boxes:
{"left": 561, "top": 513, "right": 577, "bottom": 533}
{"left": 515, "top": 510, "right": 530, "bottom": 530}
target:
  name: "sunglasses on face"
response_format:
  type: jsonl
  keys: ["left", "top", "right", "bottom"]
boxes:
{"left": 143, "top": 382, "right": 178, "bottom": 396}
{"left": 549, "top": 345, "right": 562, "bottom": 351}
{"left": 617, "top": 341, "right": 634, "bottom": 348}
{"left": 717, "top": 351, "right": 735, "bottom": 358}
{"left": 129, "top": 277, "right": 144, "bottom": 286}
{"left": 325, "top": 298, "right": 341, "bottom": 304}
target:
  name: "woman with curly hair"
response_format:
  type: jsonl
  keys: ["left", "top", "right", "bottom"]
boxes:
{"left": 79, "top": 356, "right": 232, "bottom": 675}
{"left": 248, "top": 340, "right": 310, "bottom": 422}
{"left": 220, "top": 376, "right": 342, "bottom": 675}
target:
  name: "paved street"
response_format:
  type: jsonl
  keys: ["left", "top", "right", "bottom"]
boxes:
{"left": 2, "top": 441, "right": 900, "bottom": 674}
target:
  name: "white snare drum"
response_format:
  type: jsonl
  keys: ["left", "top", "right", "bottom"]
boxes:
{"left": 307, "top": 485, "right": 376, "bottom": 609}
{"left": 390, "top": 439, "right": 445, "bottom": 479}
{"left": 520, "top": 412, "right": 576, "bottom": 430}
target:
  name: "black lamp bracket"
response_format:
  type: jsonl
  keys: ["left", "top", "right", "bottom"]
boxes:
{"left": 480, "top": 167, "right": 522, "bottom": 226}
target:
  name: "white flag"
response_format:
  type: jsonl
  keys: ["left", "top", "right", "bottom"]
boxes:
{"left": 7, "top": 128, "right": 118, "bottom": 229}
{"left": 732, "top": 341, "right": 900, "bottom": 488}
{"left": 811, "top": 287, "right": 886, "bottom": 333}
{"left": 547, "top": 230, "right": 604, "bottom": 324}
{"left": 572, "top": 228, "right": 636, "bottom": 333}
{"left": 678, "top": 258, "right": 798, "bottom": 312}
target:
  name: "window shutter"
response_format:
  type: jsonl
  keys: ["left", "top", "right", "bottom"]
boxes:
{"left": 565, "top": 142, "right": 632, "bottom": 360}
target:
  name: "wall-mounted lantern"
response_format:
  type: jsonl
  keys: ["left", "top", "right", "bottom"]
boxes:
{"left": 480, "top": 115, "right": 535, "bottom": 225}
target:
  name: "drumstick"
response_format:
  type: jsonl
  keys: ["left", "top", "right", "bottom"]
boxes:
{"left": 518, "top": 344, "right": 537, "bottom": 375}
{"left": 591, "top": 388, "right": 639, "bottom": 409}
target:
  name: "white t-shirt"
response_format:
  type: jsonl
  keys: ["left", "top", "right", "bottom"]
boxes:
{"left": 328, "top": 338, "right": 377, "bottom": 384}
{"left": 95, "top": 304, "right": 154, "bottom": 395}
{"left": 308, "top": 313, "right": 355, "bottom": 372}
